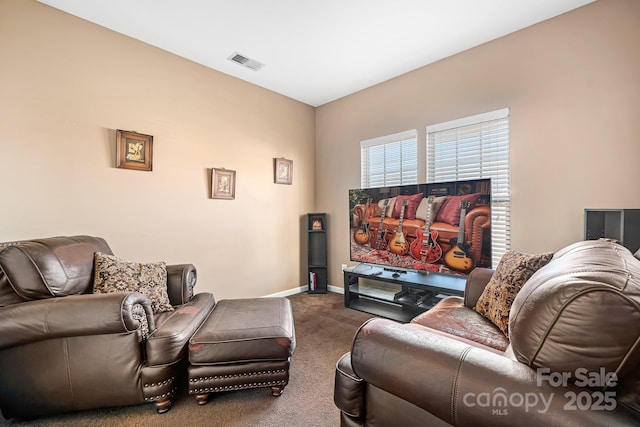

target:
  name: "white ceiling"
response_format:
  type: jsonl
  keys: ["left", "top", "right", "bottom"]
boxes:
{"left": 36, "top": 0, "right": 595, "bottom": 107}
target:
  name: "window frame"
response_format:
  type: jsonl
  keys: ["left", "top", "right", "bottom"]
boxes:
{"left": 426, "top": 108, "right": 510, "bottom": 266}
{"left": 360, "top": 129, "right": 418, "bottom": 188}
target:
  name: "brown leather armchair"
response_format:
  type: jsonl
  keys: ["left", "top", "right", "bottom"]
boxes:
{"left": 335, "top": 241, "right": 640, "bottom": 426}
{"left": 0, "top": 236, "right": 216, "bottom": 420}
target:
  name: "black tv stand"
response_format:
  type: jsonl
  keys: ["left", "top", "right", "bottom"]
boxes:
{"left": 344, "top": 264, "right": 465, "bottom": 322}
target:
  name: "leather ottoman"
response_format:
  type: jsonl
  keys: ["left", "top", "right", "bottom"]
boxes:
{"left": 187, "top": 297, "right": 296, "bottom": 404}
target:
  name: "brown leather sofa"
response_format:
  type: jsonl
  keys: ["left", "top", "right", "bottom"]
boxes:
{"left": 334, "top": 240, "right": 640, "bottom": 426}
{"left": 353, "top": 202, "right": 490, "bottom": 266}
{"left": 0, "top": 236, "right": 216, "bottom": 420}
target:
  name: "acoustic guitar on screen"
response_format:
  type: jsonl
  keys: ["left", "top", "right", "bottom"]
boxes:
{"left": 353, "top": 198, "right": 372, "bottom": 245}
{"left": 443, "top": 200, "right": 475, "bottom": 273}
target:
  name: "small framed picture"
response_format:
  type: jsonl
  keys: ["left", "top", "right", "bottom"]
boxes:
{"left": 211, "top": 168, "right": 236, "bottom": 200}
{"left": 274, "top": 158, "right": 293, "bottom": 185}
{"left": 116, "top": 130, "right": 153, "bottom": 171}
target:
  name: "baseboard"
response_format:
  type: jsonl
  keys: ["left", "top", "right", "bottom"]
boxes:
{"left": 263, "top": 286, "right": 307, "bottom": 298}
{"left": 263, "top": 284, "right": 344, "bottom": 298}
{"left": 328, "top": 284, "right": 344, "bottom": 294}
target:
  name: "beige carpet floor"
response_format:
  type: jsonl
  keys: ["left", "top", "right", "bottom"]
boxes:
{"left": 1, "top": 291, "right": 374, "bottom": 427}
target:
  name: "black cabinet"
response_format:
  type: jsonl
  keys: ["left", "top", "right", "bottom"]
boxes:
{"left": 307, "top": 213, "right": 327, "bottom": 294}
{"left": 585, "top": 209, "right": 640, "bottom": 253}
{"left": 344, "top": 265, "right": 465, "bottom": 322}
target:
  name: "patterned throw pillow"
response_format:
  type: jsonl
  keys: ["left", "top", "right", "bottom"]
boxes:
{"left": 474, "top": 250, "right": 553, "bottom": 336}
{"left": 93, "top": 252, "right": 174, "bottom": 314}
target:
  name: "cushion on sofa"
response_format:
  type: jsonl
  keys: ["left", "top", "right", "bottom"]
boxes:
{"left": 415, "top": 196, "right": 447, "bottom": 223}
{"left": 391, "top": 193, "right": 424, "bottom": 219}
{"left": 509, "top": 240, "right": 640, "bottom": 381}
{"left": 474, "top": 249, "right": 553, "bottom": 336}
{"left": 412, "top": 296, "right": 509, "bottom": 352}
{"left": 374, "top": 197, "right": 396, "bottom": 217}
{"left": 93, "top": 252, "right": 174, "bottom": 314}
{"left": 435, "top": 193, "right": 481, "bottom": 226}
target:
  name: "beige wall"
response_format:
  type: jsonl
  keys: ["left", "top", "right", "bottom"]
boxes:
{"left": 316, "top": 0, "right": 640, "bottom": 287}
{"left": 0, "top": 0, "right": 316, "bottom": 298}
{"left": 3, "top": 1, "right": 640, "bottom": 295}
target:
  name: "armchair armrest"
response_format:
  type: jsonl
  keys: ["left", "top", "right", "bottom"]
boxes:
{"left": 146, "top": 292, "right": 216, "bottom": 365}
{"left": 463, "top": 267, "right": 494, "bottom": 307}
{"left": 166, "top": 263, "right": 197, "bottom": 305}
{"left": 0, "top": 292, "right": 153, "bottom": 350}
{"left": 334, "top": 352, "right": 364, "bottom": 418}
{"left": 350, "top": 318, "right": 640, "bottom": 426}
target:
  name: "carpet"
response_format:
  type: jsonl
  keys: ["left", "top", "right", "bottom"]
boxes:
{"left": 1, "top": 292, "right": 374, "bottom": 427}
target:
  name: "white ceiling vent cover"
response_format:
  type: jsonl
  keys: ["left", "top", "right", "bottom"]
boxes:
{"left": 228, "top": 52, "right": 265, "bottom": 71}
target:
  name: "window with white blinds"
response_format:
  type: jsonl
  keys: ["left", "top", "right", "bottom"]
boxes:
{"left": 360, "top": 130, "right": 418, "bottom": 188}
{"left": 426, "top": 109, "right": 510, "bottom": 267}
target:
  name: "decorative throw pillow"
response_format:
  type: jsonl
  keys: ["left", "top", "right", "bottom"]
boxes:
{"left": 93, "top": 252, "right": 174, "bottom": 314}
{"left": 415, "top": 196, "right": 447, "bottom": 223}
{"left": 474, "top": 250, "right": 554, "bottom": 336}
{"left": 391, "top": 193, "right": 424, "bottom": 219}
{"left": 374, "top": 197, "right": 396, "bottom": 217}
{"left": 435, "top": 193, "right": 481, "bottom": 226}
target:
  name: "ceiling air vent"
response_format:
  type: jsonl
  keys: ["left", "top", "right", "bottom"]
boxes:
{"left": 228, "top": 52, "right": 265, "bottom": 71}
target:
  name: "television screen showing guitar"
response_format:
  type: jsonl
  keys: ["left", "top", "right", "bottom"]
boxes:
{"left": 349, "top": 179, "right": 492, "bottom": 276}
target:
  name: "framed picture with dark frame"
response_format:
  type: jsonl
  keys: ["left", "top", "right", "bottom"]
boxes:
{"left": 211, "top": 168, "right": 236, "bottom": 200}
{"left": 116, "top": 130, "right": 153, "bottom": 171}
{"left": 274, "top": 158, "right": 293, "bottom": 185}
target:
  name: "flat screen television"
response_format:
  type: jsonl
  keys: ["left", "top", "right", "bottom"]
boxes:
{"left": 349, "top": 178, "right": 492, "bottom": 276}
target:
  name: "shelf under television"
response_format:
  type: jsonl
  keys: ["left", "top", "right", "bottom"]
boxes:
{"left": 343, "top": 265, "right": 465, "bottom": 322}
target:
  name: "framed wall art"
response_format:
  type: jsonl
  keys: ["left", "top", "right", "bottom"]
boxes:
{"left": 211, "top": 168, "right": 236, "bottom": 200}
{"left": 116, "top": 130, "right": 153, "bottom": 171}
{"left": 274, "top": 158, "right": 293, "bottom": 185}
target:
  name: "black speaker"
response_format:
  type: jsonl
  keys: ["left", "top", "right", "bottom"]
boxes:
{"left": 585, "top": 209, "right": 640, "bottom": 253}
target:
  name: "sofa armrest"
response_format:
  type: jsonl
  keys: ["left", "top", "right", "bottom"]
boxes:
{"left": 0, "top": 292, "right": 153, "bottom": 350}
{"left": 463, "top": 267, "right": 494, "bottom": 307}
{"left": 465, "top": 205, "right": 490, "bottom": 234}
{"left": 166, "top": 263, "right": 197, "bottom": 305}
{"left": 353, "top": 204, "right": 366, "bottom": 223}
{"left": 350, "top": 318, "right": 640, "bottom": 426}
{"left": 465, "top": 205, "right": 490, "bottom": 263}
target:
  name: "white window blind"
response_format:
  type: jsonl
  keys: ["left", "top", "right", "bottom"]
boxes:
{"left": 360, "top": 130, "right": 417, "bottom": 188}
{"left": 426, "top": 109, "right": 510, "bottom": 267}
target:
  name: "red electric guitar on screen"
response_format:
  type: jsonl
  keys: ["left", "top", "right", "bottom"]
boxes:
{"left": 409, "top": 196, "right": 442, "bottom": 263}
